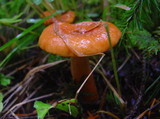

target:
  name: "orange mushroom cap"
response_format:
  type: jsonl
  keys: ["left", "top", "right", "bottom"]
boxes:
{"left": 39, "top": 21, "right": 121, "bottom": 57}
{"left": 42, "top": 10, "right": 75, "bottom": 25}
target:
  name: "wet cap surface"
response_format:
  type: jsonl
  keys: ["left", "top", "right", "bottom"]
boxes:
{"left": 39, "top": 21, "right": 121, "bottom": 57}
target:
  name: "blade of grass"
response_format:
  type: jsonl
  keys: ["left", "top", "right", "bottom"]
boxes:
{"left": 0, "top": 22, "right": 38, "bottom": 36}
{"left": 145, "top": 82, "right": 160, "bottom": 105}
{"left": 42, "top": 0, "right": 54, "bottom": 12}
{"left": 71, "top": 0, "right": 77, "bottom": 12}
{"left": 103, "top": 22, "right": 121, "bottom": 96}
{"left": 145, "top": 75, "right": 160, "bottom": 94}
{"left": 0, "top": 13, "right": 22, "bottom": 24}
{"left": 0, "top": 35, "right": 36, "bottom": 68}
{"left": 26, "top": 0, "right": 44, "bottom": 16}
{"left": 0, "top": 11, "right": 61, "bottom": 52}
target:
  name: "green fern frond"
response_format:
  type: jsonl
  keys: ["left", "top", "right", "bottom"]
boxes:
{"left": 128, "top": 29, "right": 160, "bottom": 55}
{"left": 115, "top": 0, "right": 160, "bottom": 55}
{"left": 114, "top": 0, "right": 159, "bottom": 33}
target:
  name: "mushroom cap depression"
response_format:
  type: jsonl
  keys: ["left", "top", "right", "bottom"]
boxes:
{"left": 38, "top": 21, "right": 121, "bottom": 57}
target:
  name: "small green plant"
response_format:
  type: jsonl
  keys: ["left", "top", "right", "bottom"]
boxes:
{"left": 55, "top": 99, "right": 79, "bottom": 118}
{"left": 34, "top": 99, "right": 79, "bottom": 119}
{"left": 34, "top": 101, "right": 52, "bottom": 119}
{"left": 0, "top": 73, "right": 13, "bottom": 86}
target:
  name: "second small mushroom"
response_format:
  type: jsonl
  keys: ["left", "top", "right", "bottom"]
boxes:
{"left": 38, "top": 21, "right": 121, "bottom": 103}
{"left": 41, "top": 10, "right": 75, "bottom": 25}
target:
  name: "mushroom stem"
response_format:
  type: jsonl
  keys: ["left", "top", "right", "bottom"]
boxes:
{"left": 71, "top": 57, "right": 99, "bottom": 103}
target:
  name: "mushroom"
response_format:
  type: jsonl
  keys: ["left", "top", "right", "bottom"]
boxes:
{"left": 41, "top": 10, "right": 75, "bottom": 25}
{"left": 38, "top": 21, "right": 121, "bottom": 103}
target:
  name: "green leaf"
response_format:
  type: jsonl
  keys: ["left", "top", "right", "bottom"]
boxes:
{"left": 34, "top": 101, "right": 52, "bottom": 119}
{"left": 55, "top": 99, "right": 79, "bottom": 118}
{"left": 0, "top": 93, "right": 4, "bottom": 112}
{"left": 0, "top": 78, "right": 11, "bottom": 86}
{"left": 32, "top": 0, "right": 42, "bottom": 5}
{"left": 0, "top": 73, "right": 13, "bottom": 86}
